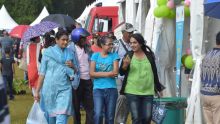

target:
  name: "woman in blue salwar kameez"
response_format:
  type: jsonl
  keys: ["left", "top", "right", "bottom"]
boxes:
{"left": 35, "top": 31, "right": 76, "bottom": 124}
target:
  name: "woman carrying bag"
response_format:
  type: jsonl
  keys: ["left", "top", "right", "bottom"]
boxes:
{"left": 35, "top": 31, "right": 76, "bottom": 124}
{"left": 119, "top": 33, "right": 165, "bottom": 124}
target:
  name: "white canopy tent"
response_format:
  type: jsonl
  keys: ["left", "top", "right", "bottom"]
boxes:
{"left": 30, "top": 6, "right": 49, "bottom": 26}
{"left": 0, "top": 5, "right": 18, "bottom": 30}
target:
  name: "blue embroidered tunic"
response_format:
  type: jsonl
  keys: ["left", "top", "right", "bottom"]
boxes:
{"left": 39, "top": 45, "right": 75, "bottom": 117}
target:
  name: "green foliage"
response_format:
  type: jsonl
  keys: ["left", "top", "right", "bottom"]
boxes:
{"left": 13, "top": 79, "right": 28, "bottom": 94}
{"left": 0, "top": 0, "right": 95, "bottom": 24}
{"left": 0, "top": 0, "right": 52, "bottom": 24}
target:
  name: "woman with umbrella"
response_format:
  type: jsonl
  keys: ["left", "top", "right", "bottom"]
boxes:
{"left": 35, "top": 30, "right": 76, "bottom": 124}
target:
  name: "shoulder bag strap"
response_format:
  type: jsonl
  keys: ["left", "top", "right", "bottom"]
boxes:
{"left": 119, "top": 39, "right": 129, "bottom": 53}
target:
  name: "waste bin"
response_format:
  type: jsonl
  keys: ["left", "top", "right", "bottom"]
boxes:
{"left": 153, "top": 97, "right": 187, "bottom": 124}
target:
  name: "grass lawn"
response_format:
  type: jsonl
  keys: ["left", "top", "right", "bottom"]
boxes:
{"left": 8, "top": 66, "right": 133, "bottom": 124}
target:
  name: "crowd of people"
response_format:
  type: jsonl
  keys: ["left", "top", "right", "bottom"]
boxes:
{"left": 0, "top": 23, "right": 165, "bottom": 124}
{"left": 0, "top": 17, "right": 219, "bottom": 124}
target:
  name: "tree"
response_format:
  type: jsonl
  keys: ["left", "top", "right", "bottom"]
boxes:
{"left": 0, "top": 0, "right": 53, "bottom": 24}
{"left": 0, "top": 0, "right": 95, "bottom": 24}
{"left": 52, "top": 0, "right": 95, "bottom": 19}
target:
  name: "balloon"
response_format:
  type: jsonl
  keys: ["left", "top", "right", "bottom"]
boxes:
{"left": 160, "top": 5, "right": 171, "bottom": 17}
{"left": 167, "top": 10, "right": 175, "bottom": 19}
{"left": 157, "top": 0, "right": 167, "bottom": 6}
{"left": 167, "top": 0, "right": 175, "bottom": 9}
{"left": 184, "top": 0, "right": 190, "bottom": 7}
{"left": 181, "top": 54, "right": 188, "bottom": 65}
{"left": 184, "top": 55, "right": 194, "bottom": 69}
{"left": 184, "top": 6, "right": 190, "bottom": 17}
{"left": 154, "top": 7, "right": 163, "bottom": 17}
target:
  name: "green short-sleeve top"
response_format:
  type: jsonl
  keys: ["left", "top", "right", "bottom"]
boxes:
{"left": 125, "top": 55, "right": 155, "bottom": 95}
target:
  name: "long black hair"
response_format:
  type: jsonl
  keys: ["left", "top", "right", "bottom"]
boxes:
{"left": 130, "top": 33, "right": 155, "bottom": 58}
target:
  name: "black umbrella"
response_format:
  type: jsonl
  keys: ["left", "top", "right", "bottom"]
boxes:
{"left": 41, "top": 14, "right": 75, "bottom": 28}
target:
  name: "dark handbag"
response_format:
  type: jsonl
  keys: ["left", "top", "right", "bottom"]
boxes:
{"left": 152, "top": 98, "right": 167, "bottom": 124}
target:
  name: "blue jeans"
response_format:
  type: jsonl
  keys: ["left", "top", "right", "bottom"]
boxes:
{"left": 3, "top": 75, "right": 14, "bottom": 99}
{"left": 126, "top": 94, "right": 153, "bottom": 124}
{"left": 93, "top": 88, "right": 118, "bottom": 124}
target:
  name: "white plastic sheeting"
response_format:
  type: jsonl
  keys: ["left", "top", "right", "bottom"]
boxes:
{"left": 144, "top": 0, "right": 157, "bottom": 47}
{"left": 125, "top": 0, "right": 136, "bottom": 24}
{"left": 185, "top": 0, "right": 204, "bottom": 123}
{"left": 154, "top": 19, "right": 177, "bottom": 96}
{"left": 30, "top": 6, "right": 49, "bottom": 26}
{"left": 0, "top": 5, "right": 18, "bottom": 30}
{"left": 134, "top": 0, "right": 149, "bottom": 34}
{"left": 151, "top": 16, "right": 190, "bottom": 97}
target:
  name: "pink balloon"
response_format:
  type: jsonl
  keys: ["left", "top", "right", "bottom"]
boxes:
{"left": 184, "top": 0, "right": 191, "bottom": 7}
{"left": 167, "top": 0, "right": 175, "bottom": 9}
{"left": 186, "top": 48, "right": 191, "bottom": 55}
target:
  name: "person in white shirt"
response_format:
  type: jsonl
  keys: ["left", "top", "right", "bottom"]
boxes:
{"left": 70, "top": 28, "right": 94, "bottom": 124}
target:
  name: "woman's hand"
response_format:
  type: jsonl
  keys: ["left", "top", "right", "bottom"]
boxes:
{"left": 65, "top": 60, "right": 73, "bottom": 68}
{"left": 108, "top": 71, "right": 118, "bottom": 77}
{"left": 34, "top": 91, "right": 40, "bottom": 102}
{"left": 122, "top": 55, "right": 131, "bottom": 69}
{"left": 66, "top": 61, "right": 78, "bottom": 73}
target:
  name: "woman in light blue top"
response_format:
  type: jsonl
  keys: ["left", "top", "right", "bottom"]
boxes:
{"left": 35, "top": 31, "right": 76, "bottom": 124}
{"left": 90, "top": 35, "right": 119, "bottom": 124}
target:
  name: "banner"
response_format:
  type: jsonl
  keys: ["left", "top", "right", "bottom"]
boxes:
{"left": 175, "top": 5, "right": 184, "bottom": 97}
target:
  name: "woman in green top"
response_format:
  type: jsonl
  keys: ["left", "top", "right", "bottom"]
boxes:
{"left": 119, "top": 33, "right": 164, "bottom": 124}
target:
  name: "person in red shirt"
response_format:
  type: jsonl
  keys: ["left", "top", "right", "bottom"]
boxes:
{"left": 26, "top": 36, "right": 41, "bottom": 96}
{"left": 91, "top": 33, "right": 102, "bottom": 53}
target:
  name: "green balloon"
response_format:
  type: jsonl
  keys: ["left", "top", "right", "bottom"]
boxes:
{"left": 181, "top": 54, "right": 188, "bottom": 65}
{"left": 160, "top": 5, "right": 170, "bottom": 17}
{"left": 154, "top": 7, "right": 163, "bottom": 17}
{"left": 167, "top": 10, "right": 175, "bottom": 19}
{"left": 157, "top": 0, "right": 167, "bottom": 6}
{"left": 184, "top": 55, "right": 194, "bottom": 69}
{"left": 184, "top": 6, "right": 190, "bottom": 17}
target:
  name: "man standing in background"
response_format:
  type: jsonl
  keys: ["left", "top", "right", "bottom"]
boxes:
{"left": 0, "top": 30, "right": 14, "bottom": 58}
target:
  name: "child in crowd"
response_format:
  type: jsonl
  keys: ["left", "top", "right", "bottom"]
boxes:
{"left": 0, "top": 47, "right": 15, "bottom": 100}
